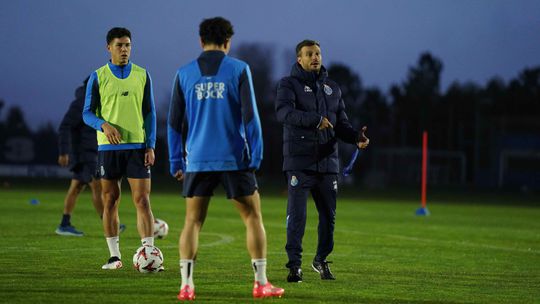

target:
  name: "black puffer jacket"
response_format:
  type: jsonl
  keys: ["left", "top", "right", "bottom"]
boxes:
{"left": 275, "top": 63, "right": 360, "bottom": 173}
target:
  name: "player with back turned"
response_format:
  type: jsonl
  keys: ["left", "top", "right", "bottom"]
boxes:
{"left": 168, "top": 17, "right": 284, "bottom": 300}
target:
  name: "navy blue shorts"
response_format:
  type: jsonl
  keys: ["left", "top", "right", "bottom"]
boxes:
{"left": 97, "top": 149, "right": 150, "bottom": 180}
{"left": 182, "top": 170, "right": 258, "bottom": 199}
{"left": 71, "top": 162, "right": 99, "bottom": 184}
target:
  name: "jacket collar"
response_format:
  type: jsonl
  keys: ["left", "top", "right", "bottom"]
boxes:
{"left": 199, "top": 50, "right": 226, "bottom": 60}
{"left": 290, "top": 63, "right": 328, "bottom": 84}
{"left": 107, "top": 60, "right": 131, "bottom": 71}
{"left": 107, "top": 61, "right": 132, "bottom": 79}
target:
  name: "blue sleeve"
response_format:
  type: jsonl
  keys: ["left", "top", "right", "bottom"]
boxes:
{"left": 239, "top": 66, "right": 263, "bottom": 170}
{"left": 82, "top": 72, "right": 106, "bottom": 131}
{"left": 167, "top": 72, "right": 186, "bottom": 175}
{"left": 142, "top": 71, "right": 157, "bottom": 149}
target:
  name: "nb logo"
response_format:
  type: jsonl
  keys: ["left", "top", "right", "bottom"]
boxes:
{"left": 121, "top": 91, "right": 129, "bottom": 96}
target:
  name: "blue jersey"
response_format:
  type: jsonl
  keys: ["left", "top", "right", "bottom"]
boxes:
{"left": 168, "top": 51, "right": 263, "bottom": 174}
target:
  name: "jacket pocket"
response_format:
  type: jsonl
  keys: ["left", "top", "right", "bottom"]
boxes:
{"left": 288, "top": 130, "right": 317, "bottom": 156}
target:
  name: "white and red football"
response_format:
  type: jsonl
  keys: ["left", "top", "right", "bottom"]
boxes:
{"left": 153, "top": 218, "right": 169, "bottom": 239}
{"left": 132, "top": 245, "right": 163, "bottom": 273}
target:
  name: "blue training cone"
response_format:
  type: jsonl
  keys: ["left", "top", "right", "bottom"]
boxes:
{"left": 415, "top": 207, "right": 430, "bottom": 216}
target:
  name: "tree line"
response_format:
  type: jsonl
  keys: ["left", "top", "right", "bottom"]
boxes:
{"left": 1, "top": 44, "right": 538, "bottom": 187}
{"left": 233, "top": 44, "right": 540, "bottom": 187}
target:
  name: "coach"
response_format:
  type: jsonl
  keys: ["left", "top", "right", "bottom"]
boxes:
{"left": 275, "top": 39, "right": 369, "bottom": 282}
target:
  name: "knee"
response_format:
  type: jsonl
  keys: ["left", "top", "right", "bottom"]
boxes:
{"left": 74, "top": 183, "right": 86, "bottom": 192}
{"left": 133, "top": 194, "right": 150, "bottom": 209}
{"left": 102, "top": 191, "right": 119, "bottom": 205}
{"left": 244, "top": 207, "right": 263, "bottom": 223}
{"left": 184, "top": 213, "right": 205, "bottom": 228}
{"left": 69, "top": 182, "right": 85, "bottom": 195}
{"left": 102, "top": 198, "right": 118, "bottom": 213}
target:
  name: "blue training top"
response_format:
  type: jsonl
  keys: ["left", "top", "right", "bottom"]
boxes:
{"left": 167, "top": 50, "right": 263, "bottom": 174}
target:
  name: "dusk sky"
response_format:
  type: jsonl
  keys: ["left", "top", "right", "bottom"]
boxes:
{"left": 1, "top": 0, "right": 539, "bottom": 129}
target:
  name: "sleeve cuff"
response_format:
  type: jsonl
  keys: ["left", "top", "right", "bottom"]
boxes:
{"left": 146, "top": 141, "right": 156, "bottom": 149}
{"left": 97, "top": 119, "right": 107, "bottom": 132}
{"left": 355, "top": 130, "right": 362, "bottom": 144}
{"left": 315, "top": 116, "right": 323, "bottom": 128}
{"left": 249, "top": 158, "right": 262, "bottom": 171}
{"left": 170, "top": 161, "right": 186, "bottom": 176}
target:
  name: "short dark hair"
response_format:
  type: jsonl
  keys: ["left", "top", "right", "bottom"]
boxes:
{"left": 199, "top": 17, "right": 234, "bottom": 46}
{"left": 296, "top": 39, "right": 320, "bottom": 57}
{"left": 106, "top": 27, "right": 131, "bottom": 45}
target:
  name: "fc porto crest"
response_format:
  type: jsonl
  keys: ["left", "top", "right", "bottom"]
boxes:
{"left": 290, "top": 175, "right": 298, "bottom": 187}
{"left": 323, "top": 84, "right": 333, "bottom": 95}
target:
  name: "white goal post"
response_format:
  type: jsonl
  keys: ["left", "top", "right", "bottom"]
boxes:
{"left": 498, "top": 149, "right": 540, "bottom": 188}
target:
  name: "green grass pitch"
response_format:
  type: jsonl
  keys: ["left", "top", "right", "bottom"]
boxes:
{"left": 0, "top": 184, "right": 539, "bottom": 303}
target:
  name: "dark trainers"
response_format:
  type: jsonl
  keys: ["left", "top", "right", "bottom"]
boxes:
{"left": 119, "top": 224, "right": 126, "bottom": 233}
{"left": 287, "top": 267, "right": 303, "bottom": 282}
{"left": 55, "top": 225, "right": 84, "bottom": 236}
{"left": 312, "top": 259, "right": 335, "bottom": 280}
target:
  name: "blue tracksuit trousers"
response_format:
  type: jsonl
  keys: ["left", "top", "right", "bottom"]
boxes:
{"left": 285, "top": 170, "right": 337, "bottom": 268}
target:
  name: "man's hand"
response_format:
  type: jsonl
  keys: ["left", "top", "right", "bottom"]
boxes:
{"left": 318, "top": 117, "right": 334, "bottom": 130}
{"left": 357, "top": 126, "right": 370, "bottom": 149}
{"left": 144, "top": 148, "right": 155, "bottom": 167}
{"left": 101, "top": 122, "right": 122, "bottom": 145}
{"left": 58, "top": 154, "right": 69, "bottom": 167}
{"left": 173, "top": 169, "right": 184, "bottom": 182}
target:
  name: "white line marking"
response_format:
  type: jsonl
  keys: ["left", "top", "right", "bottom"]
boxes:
{"left": 342, "top": 230, "right": 540, "bottom": 254}
{"left": 199, "top": 232, "right": 234, "bottom": 247}
{"left": 263, "top": 222, "right": 540, "bottom": 255}
{"left": 5, "top": 232, "right": 234, "bottom": 253}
